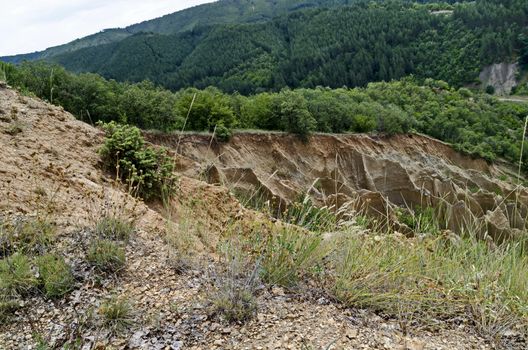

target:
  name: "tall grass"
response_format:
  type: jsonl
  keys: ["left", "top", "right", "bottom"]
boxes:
{"left": 328, "top": 230, "right": 528, "bottom": 339}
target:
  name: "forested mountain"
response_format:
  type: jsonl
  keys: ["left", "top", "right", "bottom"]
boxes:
{"left": 1, "top": 0, "right": 358, "bottom": 63}
{"left": 3, "top": 0, "right": 526, "bottom": 93}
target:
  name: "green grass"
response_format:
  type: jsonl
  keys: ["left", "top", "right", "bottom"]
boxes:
{"left": 0, "top": 218, "right": 55, "bottom": 256}
{"left": 332, "top": 232, "right": 528, "bottom": 335}
{"left": 0, "top": 253, "right": 38, "bottom": 297}
{"left": 36, "top": 254, "right": 75, "bottom": 298}
{"left": 254, "top": 227, "right": 325, "bottom": 287}
{"left": 99, "top": 296, "right": 134, "bottom": 332}
{"left": 87, "top": 239, "right": 126, "bottom": 273}
{"left": 95, "top": 216, "right": 135, "bottom": 241}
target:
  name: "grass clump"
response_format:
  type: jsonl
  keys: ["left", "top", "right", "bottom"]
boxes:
{"left": 99, "top": 296, "right": 134, "bottom": 332}
{"left": 95, "top": 216, "right": 134, "bottom": 241}
{"left": 0, "top": 218, "right": 55, "bottom": 256}
{"left": 257, "top": 228, "right": 324, "bottom": 287}
{"left": 87, "top": 239, "right": 126, "bottom": 273}
{"left": 0, "top": 298, "right": 20, "bottom": 324}
{"left": 280, "top": 196, "right": 336, "bottom": 232}
{"left": 98, "top": 121, "right": 176, "bottom": 201}
{"left": 36, "top": 254, "right": 75, "bottom": 298}
{"left": 210, "top": 241, "right": 259, "bottom": 323}
{"left": 213, "top": 288, "right": 257, "bottom": 323}
{"left": 332, "top": 232, "right": 528, "bottom": 336}
{"left": 0, "top": 253, "right": 38, "bottom": 297}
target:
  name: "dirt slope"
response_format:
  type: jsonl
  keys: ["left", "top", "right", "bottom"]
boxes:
{"left": 0, "top": 85, "right": 513, "bottom": 349}
{"left": 150, "top": 132, "right": 528, "bottom": 242}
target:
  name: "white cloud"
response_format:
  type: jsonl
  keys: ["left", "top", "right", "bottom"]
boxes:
{"left": 0, "top": 0, "right": 216, "bottom": 56}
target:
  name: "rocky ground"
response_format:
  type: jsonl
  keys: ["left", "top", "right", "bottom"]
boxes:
{"left": 0, "top": 85, "right": 524, "bottom": 349}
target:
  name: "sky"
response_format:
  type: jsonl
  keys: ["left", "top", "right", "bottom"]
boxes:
{"left": 0, "top": 0, "right": 216, "bottom": 56}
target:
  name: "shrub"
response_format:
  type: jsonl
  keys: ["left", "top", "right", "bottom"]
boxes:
{"left": 215, "top": 121, "right": 232, "bottom": 142}
{"left": 36, "top": 254, "right": 75, "bottom": 298}
{"left": 278, "top": 91, "right": 316, "bottom": 139}
{"left": 0, "top": 253, "right": 38, "bottom": 297}
{"left": 99, "top": 296, "right": 133, "bottom": 332}
{"left": 95, "top": 216, "right": 134, "bottom": 241}
{"left": 87, "top": 239, "right": 126, "bottom": 273}
{"left": 98, "top": 121, "right": 176, "bottom": 200}
{"left": 485, "top": 85, "right": 495, "bottom": 95}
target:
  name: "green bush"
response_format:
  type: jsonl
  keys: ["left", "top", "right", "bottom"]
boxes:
{"left": 485, "top": 85, "right": 495, "bottom": 95}
{"left": 87, "top": 239, "right": 126, "bottom": 273}
{"left": 277, "top": 91, "right": 316, "bottom": 139}
{"left": 215, "top": 121, "right": 233, "bottom": 142}
{"left": 99, "top": 121, "right": 176, "bottom": 200}
{"left": 36, "top": 254, "right": 75, "bottom": 298}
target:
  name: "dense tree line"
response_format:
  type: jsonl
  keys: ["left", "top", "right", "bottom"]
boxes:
{"left": 30, "top": 0, "right": 526, "bottom": 94}
{"left": 3, "top": 61, "right": 527, "bottom": 168}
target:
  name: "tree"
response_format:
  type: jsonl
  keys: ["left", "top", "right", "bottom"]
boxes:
{"left": 277, "top": 90, "right": 316, "bottom": 139}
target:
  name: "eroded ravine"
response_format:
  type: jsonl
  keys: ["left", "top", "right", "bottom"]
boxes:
{"left": 149, "top": 132, "right": 528, "bottom": 241}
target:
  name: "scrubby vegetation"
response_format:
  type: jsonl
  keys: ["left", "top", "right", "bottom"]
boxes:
{"left": 3, "top": 61, "right": 528, "bottom": 170}
{"left": 95, "top": 215, "right": 135, "bottom": 241}
{"left": 99, "top": 121, "right": 176, "bottom": 200}
{"left": 99, "top": 296, "right": 134, "bottom": 333}
{"left": 36, "top": 254, "right": 75, "bottom": 298}
{"left": 212, "top": 197, "right": 528, "bottom": 342}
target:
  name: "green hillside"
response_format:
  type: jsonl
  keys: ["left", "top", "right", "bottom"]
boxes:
{"left": 41, "top": 0, "right": 527, "bottom": 94}
{"left": 1, "top": 0, "right": 357, "bottom": 63}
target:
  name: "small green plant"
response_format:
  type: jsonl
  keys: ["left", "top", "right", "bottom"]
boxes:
{"left": 485, "top": 85, "right": 495, "bottom": 95}
{"left": 98, "top": 121, "right": 176, "bottom": 200}
{"left": 5, "top": 121, "right": 23, "bottom": 136}
{"left": 281, "top": 196, "right": 336, "bottom": 232}
{"left": 395, "top": 205, "right": 438, "bottom": 234}
{"left": 36, "top": 254, "right": 75, "bottom": 298}
{"left": 257, "top": 228, "right": 324, "bottom": 287}
{"left": 0, "top": 298, "right": 20, "bottom": 324}
{"left": 99, "top": 296, "right": 133, "bottom": 332}
{"left": 210, "top": 241, "right": 259, "bottom": 323}
{"left": 213, "top": 288, "right": 257, "bottom": 323}
{"left": 87, "top": 239, "right": 126, "bottom": 273}
{"left": 0, "top": 253, "right": 38, "bottom": 297}
{"left": 95, "top": 216, "right": 134, "bottom": 241}
{"left": 0, "top": 218, "right": 55, "bottom": 256}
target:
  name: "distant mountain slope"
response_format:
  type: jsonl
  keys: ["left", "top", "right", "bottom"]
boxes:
{"left": 2, "top": 0, "right": 525, "bottom": 93}
{"left": 45, "top": 0, "right": 527, "bottom": 93}
{"left": 1, "top": 0, "right": 357, "bottom": 63}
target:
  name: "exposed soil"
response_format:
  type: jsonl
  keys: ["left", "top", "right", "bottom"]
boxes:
{"left": 149, "top": 132, "right": 528, "bottom": 242}
{"left": 0, "top": 85, "right": 524, "bottom": 349}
